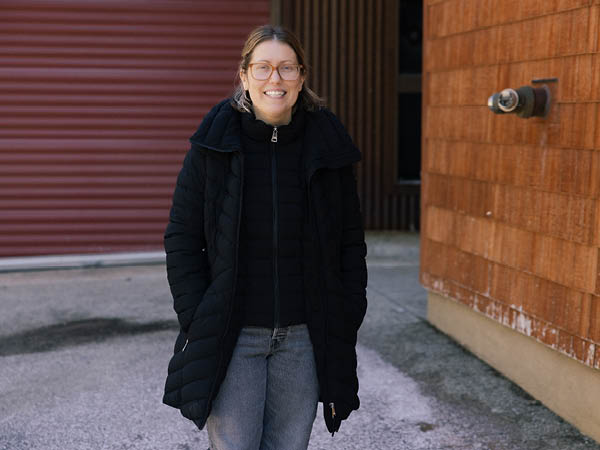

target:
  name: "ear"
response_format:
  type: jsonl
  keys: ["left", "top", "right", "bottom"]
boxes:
{"left": 240, "top": 70, "right": 249, "bottom": 91}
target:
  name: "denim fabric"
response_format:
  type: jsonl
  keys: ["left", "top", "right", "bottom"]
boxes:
{"left": 206, "top": 324, "right": 319, "bottom": 450}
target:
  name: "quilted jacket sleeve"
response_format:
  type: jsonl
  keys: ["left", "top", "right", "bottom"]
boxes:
{"left": 164, "top": 147, "right": 211, "bottom": 333}
{"left": 323, "top": 163, "right": 368, "bottom": 433}
{"left": 340, "top": 164, "right": 368, "bottom": 332}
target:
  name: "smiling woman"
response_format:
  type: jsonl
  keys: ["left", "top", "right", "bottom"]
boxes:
{"left": 162, "top": 25, "right": 368, "bottom": 450}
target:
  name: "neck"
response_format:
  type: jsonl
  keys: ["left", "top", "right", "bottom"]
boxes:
{"left": 253, "top": 109, "right": 291, "bottom": 127}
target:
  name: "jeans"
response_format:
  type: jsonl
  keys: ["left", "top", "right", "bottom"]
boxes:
{"left": 206, "top": 324, "right": 319, "bottom": 450}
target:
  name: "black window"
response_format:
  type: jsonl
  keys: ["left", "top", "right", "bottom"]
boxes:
{"left": 397, "top": 1, "right": 422, "bottom": 183}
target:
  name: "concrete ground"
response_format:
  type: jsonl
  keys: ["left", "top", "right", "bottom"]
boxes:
{"left": 0, "top": 232, "right": 598, "bottom": 449}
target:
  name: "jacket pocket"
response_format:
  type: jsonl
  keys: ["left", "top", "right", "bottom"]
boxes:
{"left": 173, "top": 328, "right": 188, "bottom": 354}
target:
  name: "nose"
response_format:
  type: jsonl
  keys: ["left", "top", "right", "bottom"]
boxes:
{"left": 269, "top": 68, "right": 282, "bottom": 82}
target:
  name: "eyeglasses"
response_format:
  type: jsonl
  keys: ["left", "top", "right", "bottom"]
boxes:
{"left": 247, "top": 63, "right": 303, "bottom": 81}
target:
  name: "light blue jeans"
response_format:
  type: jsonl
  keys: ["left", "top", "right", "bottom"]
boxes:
{"left": 206, "top": 324, "right": 319, "bottom": 450}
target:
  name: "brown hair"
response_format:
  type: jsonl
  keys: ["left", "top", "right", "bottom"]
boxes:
{"left": 231, "top": 24, "right": 325, "bottom": 113}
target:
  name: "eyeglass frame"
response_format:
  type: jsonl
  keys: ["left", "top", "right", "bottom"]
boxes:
{"left": 246, "top": 62, "right": 304, "bottom": 81}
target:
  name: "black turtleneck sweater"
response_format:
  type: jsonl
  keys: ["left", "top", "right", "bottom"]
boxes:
{"left": 235, "top": 108, "right": 307, "bottom": 328}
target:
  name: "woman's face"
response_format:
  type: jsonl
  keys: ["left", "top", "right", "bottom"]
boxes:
{"left": 240, "top": 40, "right": 305, "bottom": 126}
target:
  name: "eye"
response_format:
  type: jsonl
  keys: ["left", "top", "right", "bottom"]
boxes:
{"left": 255, "top": 64, "right": 270, "bottom": 71}
{"left": 280, "top": 65, "right": 294, "bottom": 73}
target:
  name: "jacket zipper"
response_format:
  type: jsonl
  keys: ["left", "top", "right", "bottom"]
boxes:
{"left": 307, "top": 170, "right": 335, "bottom": 435}
{"left": 329, "top": 401, "right": 336, "bottom": 436}
{"left": 271, "top": 126, "right": 280, "bottom": 329}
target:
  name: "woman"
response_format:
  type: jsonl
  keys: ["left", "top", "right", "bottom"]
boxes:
{"left": 162, "top": 25, "right": 367, "bottom": 450}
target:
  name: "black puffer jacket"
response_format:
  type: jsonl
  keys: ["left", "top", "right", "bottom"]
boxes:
{"left": 236, "top": 109, "right": 307, "bottom": 327}
{"left": 162, "top": 99, "right": 368, "bottom": 434}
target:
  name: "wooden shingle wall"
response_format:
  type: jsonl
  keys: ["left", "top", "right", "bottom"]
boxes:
{"left": 420, "top": 0, "right": 600, "bottom": 368}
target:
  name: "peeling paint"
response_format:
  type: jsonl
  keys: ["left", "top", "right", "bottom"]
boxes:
{"left": 585, "top": 344, "right": 595, "bottom": 366}
{"left": 432, "top": 279, "right": 444, "bottom": 292}
{"left": 510, "top": 303, "right": 524, "bottom": 313}
{"left": 514, "top": 312, "right": 533, "bottom": 336}
{"left": 484, "top": 301, "right": 506, "bottom": 324}
{"left": 425, "top": 275, "right": 598, "bottom": 370}
{"left": 483, "top": 263, "right": 492, "bottom": 296}
{"left": 502, "top": 308, "right": 511, "bottom": 327}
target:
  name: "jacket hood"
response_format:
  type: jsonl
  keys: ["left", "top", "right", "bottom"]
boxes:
{"left": 189, "top": 99, "right": 361, "bottom": 175}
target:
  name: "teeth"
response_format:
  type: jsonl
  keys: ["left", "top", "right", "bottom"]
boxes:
{"left": 265, "top": 90, "right": 285, "bottom": 97}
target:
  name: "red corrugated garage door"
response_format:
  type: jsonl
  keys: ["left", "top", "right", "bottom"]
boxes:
{"left": 0, "top": 0, "right": 270, "bottom": 257}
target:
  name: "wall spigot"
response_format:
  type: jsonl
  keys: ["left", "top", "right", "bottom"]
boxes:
{"left": 488, "top": 85, "right": 550, "bottom": 118}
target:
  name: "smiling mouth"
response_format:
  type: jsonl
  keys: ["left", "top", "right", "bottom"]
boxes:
{"left": 264, "top": 90, "right": 286, "bottom": 98}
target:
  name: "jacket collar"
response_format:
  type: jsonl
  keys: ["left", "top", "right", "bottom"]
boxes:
{"left": 189, "top": 99, "right": 361, "bottom": 175}
{"left": 240, "top": 107, "right": 306, "bottom": 145}
{"left": 302, "top": 106, "right": 361, "bottom": 179}
{"left": 189, "top": 99, "right": 242, "bottom": 153}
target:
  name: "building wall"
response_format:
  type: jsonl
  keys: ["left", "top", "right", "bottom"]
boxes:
{"left": 279, "top": 0, "right": 421, "bottom": 230}
{"left": 420, "top": 0, "right": 600, "bottom": 369}
{"left": 0, "top": 0, "right": 269, "bottom": 257}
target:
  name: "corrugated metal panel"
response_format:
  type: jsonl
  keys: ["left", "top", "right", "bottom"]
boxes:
{"left": 0, "top": 0, "right": 270, "bottom": 257}
{"left": 280, "top": 0, "right": 418, "bottom": 230}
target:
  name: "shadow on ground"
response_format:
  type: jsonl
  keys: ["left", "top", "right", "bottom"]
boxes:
{"left": 0, "top": 318, "right": 178, "bottom": 356}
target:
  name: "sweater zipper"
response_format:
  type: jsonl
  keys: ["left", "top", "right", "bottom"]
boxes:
{"left": 271, "top": 126, "right": 280, "bottom": 329}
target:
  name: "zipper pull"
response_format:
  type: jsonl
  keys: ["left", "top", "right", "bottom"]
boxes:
{"left": 271, "top": 126, "right": 278, "bottom": 143}
{"left": 329, "top": 402, "right": 336, "bottom": 436}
